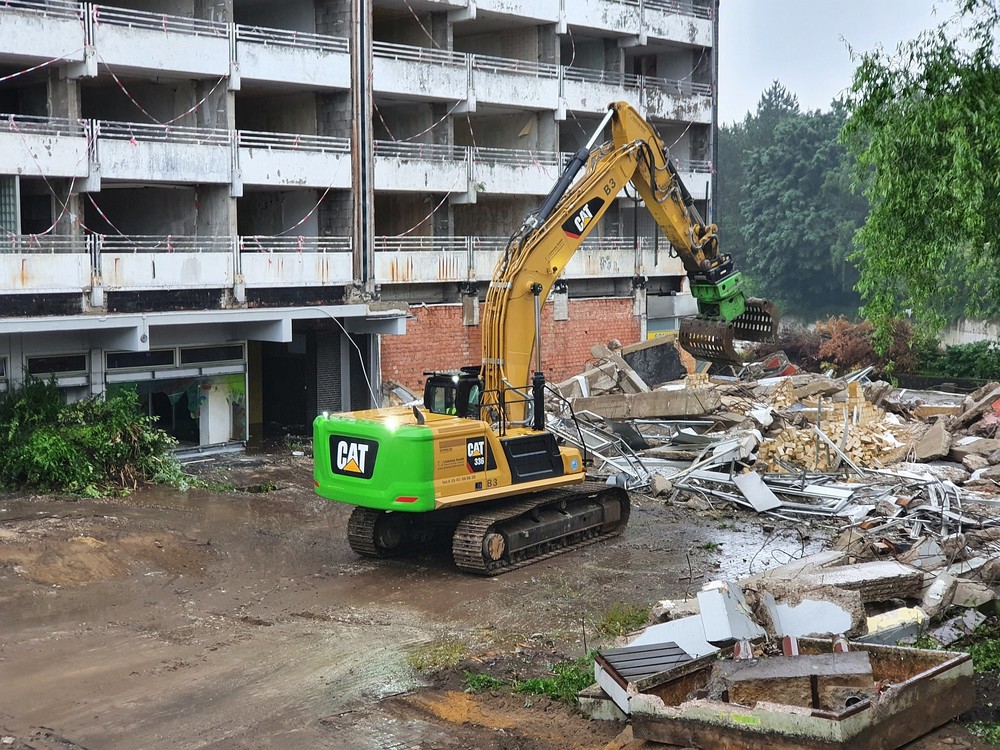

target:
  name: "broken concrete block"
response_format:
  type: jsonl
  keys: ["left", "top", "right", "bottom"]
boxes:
{"left": 760, "top": 588, "right": 865, "bottom": 639}
{"left": 795, "top": 561, "right": 923, "bottom": 603}
{"left": 914, "top": 420, "right": 951, "bottom": 462}
{"left": 627, "top": 615, "right": 718, "bottom": 659}
{"left": 743, "top": 550, "right": 847, "bottom": 587}
{"left": 649, "top": 474, "right": 673, "bottom": 497}
{"left": 620, "top": 336, "right": 691, "bottom": 387}
{"left": 650, "top": 598, "right": 701, "bottom": 624}
{"left": 949, "top": 437, "right": 1000, "bottom": 463}
{"left": 953, "top": 579, "right": 997, "bottom": 609}
{"left": 962, "top": 453, "right": 991, "bottom": 472}
{"left": 725, "top": 652, "right": 873, "bottom": 711}
{"left": 859, "top": 607, "right": 928, "bottom": 645}
{"left": 572, "top": 387, "right": 721, "bottom": 419}
{"left": 697, "top": 580, "right": 765, "bottom": 646}
{"left": 955, "top": 384, "right": 1000, "bottom": 428}
{"left": 921, "top": 572, "right": 958, "bottom": 620}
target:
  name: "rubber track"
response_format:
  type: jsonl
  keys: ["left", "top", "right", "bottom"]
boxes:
{"left": 451, "top": 481, "right": 631, "bottom": 575}
{"left": 347, "top": 506, "right": 385, "bottom": 557}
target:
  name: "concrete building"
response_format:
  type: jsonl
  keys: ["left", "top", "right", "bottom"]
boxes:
{"left": 0, "top": 0, "right": 717, "bottom": 449}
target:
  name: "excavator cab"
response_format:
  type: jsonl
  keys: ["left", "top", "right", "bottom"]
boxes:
{"left": 423, "top": 369, "right": 483, "bottom": 419}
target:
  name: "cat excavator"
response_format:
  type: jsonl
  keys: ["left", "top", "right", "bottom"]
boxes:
{"left": 313, "top": 101, "right": 777, "bottom": 574}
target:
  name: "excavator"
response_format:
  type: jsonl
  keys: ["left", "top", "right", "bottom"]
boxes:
{"left": 313, "top": 101, "right": 778, "bottom": 574}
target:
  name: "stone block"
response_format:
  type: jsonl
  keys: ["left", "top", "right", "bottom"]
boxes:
{"left": 914, "top": 420, "right": 951, "bottom": 462}
{"left": 697, "top": 580, "right": 765, "bottom": 646}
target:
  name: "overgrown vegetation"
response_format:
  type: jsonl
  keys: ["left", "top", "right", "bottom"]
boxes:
{"left": 752, "top": 316, "right": 1000, "bottom": 382}
{"left": 595, "top": 602, "right": 650, "bottom": 638}
{"left": 463, "top": 654, "right": 595, "bottom": 705}
{"left": 406, "top": 639, "right": 467, "bottom": 672}
{"left": 0, "top": 379, "right": 187, "bottom": 496}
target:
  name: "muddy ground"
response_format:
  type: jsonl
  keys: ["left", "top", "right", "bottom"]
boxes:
{"left": 0, "top": 450, "right": 992, "bottom": 749}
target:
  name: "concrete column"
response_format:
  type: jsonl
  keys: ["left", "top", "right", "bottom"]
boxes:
{"left": 47, "top": 70, "right": 83, "bottom": 239}
{"left": 315, "top": 0, "right": 350, "bottom": 37}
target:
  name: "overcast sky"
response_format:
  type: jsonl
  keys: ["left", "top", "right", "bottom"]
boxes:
{"left": 717, "top": 0, "right": 948, "bottom": 124}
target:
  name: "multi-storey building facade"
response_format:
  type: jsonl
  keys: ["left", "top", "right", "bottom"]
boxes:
{"left": 0, "top": 0, "right": 717, "bottom": 449}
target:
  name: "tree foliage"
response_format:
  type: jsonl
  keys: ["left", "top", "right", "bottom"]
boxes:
{"left": 0, "top": 379, "right": 183, "bottom": 496}
{"left": 841, "top": 0, "right": 1000, "bottom": 343}
{"left": 718, "top": 82, "right": 866, "bottom": 321}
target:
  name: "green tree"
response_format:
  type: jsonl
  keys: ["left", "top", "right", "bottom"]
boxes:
{"left": 842, "top": 0, "right": 1000, "bottom": 344}
{"left": 717, "top": 81, "right": 801, "bottom": 266}
{"left": 740, "top": 106, "right": 866, "bottom": 319}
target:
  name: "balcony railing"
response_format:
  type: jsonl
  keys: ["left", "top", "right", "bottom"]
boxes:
{"left": 0, "top": 113, "right": 88, "bottom": 138}
{"left": 1, "top": 0, "right": 81, "bottom": 17}
{"left": 0, "top": 235, "right": 87, "bottom": 253}
{"left": 645, "top": 0, "right": 713, "bottom": 19}
{"left": 374, "top": 140, "right": 468, "bottom": 162}
{"left": 373, "top": 40, "right": 465, "bottom": 67}
{"left": 91, "top": 4, "right": 228, "bottom": 38}
{"left": 238, "top": 130, "right": 350, "bottom": 154}
{"left": 240, "top": 236, "right": 352, "bottom": 253}
{"left": 97, "top": 120, "right": 231, "bottom": 146}
{"left": 235, "top": 24, "right": 348, "bottom": 53}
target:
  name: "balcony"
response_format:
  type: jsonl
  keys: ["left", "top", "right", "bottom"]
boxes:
{"left": 562, "top": 68, "right": 642, "bottom": 116}
{"left": 237, "top": 131, "right": 351, "bottom": 190}
{"left": 459, "top": 0, "right": 559, "bottom": 24}
{"left": 99, "top": 236, "right": 235, "bottom": 291}
{"left": 0, "top": 236, "right": 91, "bottom": 294}
{"left": 561, "top": 0, "right": 641, "bottom": 38}
{"left": 0, "top": 115, "right": 91, "bottom": 179}
{"left": 373, "top": 141, "right": 469, "bottom": 193}
{"left": 0, "top": 232, "right": 689, "bottom": 297}
{"left": 238, "top": 236, "right": 353, "bottom": 288}
{"left": 642, "top": 0, "right": 713, "bottom": 46}
{"left": 471, "top": 55, "right": 560, "bottom": 110}
{"left": 95, "top": 121, "right": 232, "bottom": 184}
{"left": 471, "top": 147, "right": 562, "bottom": 196}
{"left": 0, "top": 1, "right": 85, "bottom": 65}
{"left": 643, "top": 77, "right": 712, "bottom": 123}
{"left": 235, "top": 25, "right": 350, "bottom": 90}
{"left": 373, "top": 42, "right": 469, "bottom": 102}
{"left": 91, "top": 4, "right": 230, "bottom": 78}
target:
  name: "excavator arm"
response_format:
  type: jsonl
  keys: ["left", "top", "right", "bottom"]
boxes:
{"left": 481, "top": 101, "right": 778, "bottom": 427}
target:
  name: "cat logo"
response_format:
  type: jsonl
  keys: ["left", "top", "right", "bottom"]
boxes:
{"left": 330, "top": 436, "right": 378, "bottom": 479}
{"left": 466, "top": 438, "right": 486, "bottom": 473}
{"left": 561, "top": 197, "right": 605, "bottom": 239}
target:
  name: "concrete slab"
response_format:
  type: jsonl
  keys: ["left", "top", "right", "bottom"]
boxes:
{"left": 762, "top": 589, "right": 862, "bottom": 639}
{"left": 794, "top": 561, "right": 923, "bottom": 603}
{"left": 697, "top": 581, "right": 766, "bottom": 646}
{"left": 627, "top": 615, "right": 718, "bottom": 659}
{"left": 921, "top": 572, "right": 958, "bottom": 619}
{"left": 914, "top": 420, "right": 951, "bottom": 462}
{"left": 572, "top": 387, "right": 721, "bottom": 419}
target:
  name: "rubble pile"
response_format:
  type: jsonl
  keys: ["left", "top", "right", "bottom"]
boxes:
{"left": 550, "top": 337, "right": 1000, "bottom": 664}
{"left": 583, "top": 554, "right": 978, "bottom": 748}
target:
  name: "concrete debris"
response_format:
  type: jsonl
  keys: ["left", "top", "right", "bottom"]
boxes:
{"left": 558, "top": 353, "right": 998, "bottom": 743}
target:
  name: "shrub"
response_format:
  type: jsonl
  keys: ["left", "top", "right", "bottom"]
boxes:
{"left": 0, "top": 379, "right": 181, "bottom": 496}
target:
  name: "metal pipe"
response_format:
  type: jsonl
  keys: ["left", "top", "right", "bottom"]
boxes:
{"left": 531, "top": 282, "right": 545, "bottom": 431}
{"left": 528, "top": 107, "right": 615, "bottom": 230}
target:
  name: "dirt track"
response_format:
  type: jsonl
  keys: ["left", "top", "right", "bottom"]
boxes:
{"left": 0, "top": 451, "right": 989, "bottom": 749}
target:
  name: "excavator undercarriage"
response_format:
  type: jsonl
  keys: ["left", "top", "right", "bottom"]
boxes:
{"left": 348, "top": 482, "right": 630, "bottom": 575}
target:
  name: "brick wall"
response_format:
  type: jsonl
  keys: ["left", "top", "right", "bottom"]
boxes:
{"left": 380, "top": 297, "right": 640, "bottom": 394}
